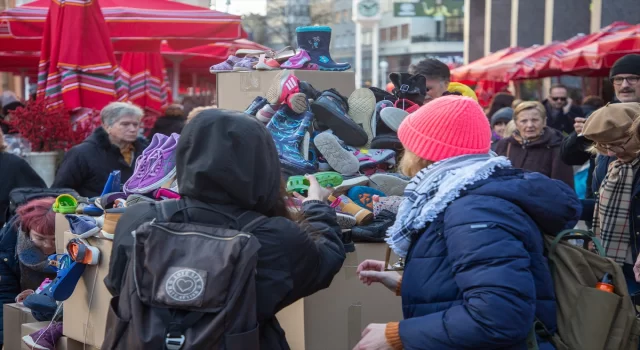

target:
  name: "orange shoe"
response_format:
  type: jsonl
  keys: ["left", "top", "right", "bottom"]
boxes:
{"left": 67, "top": 238, "right": 100, "bottom": 265}
{"left": 255, "top": 54, "right": 281, "bottom": 71}
{"left": 329, "top": 195, "right": 373, "bottom": 225}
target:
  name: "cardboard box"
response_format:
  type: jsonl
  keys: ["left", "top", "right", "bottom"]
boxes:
{"left": 276, "top": 243, "right": 403, "bottom": 350}
{"left": 4, "top": 303, "right": 37, "bottom": 350}
{"left": 216, "top": 70, "right": 356, "bottom": 112}
{"left": 55, "top": 213, "right": 70, "bottom": 254}
{"left": 62, "top": 232, "right": 112, "bottom": 348}
{"left": 20, "top": 322, "right": 98, "bottom": 350}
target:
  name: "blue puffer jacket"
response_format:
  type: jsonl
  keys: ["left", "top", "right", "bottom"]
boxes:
{"left": 399, "top": 168, "right": 582, "bottom": 350}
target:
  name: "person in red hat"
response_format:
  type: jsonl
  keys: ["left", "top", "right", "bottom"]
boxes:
{"left": 353, "top": 95, "right": 581, "bottom": 350}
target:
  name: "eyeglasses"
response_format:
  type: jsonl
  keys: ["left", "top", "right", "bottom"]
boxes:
{"left": 551, "top": 97, "right": 567, "bottom": 102}
{"left": 611, "top": 76, "right": 640, "bottom": 86}
{"left": 597, "top": 136, "right": 632, "bottom": 153}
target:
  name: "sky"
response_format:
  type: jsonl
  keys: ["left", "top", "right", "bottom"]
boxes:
{"left": 214, "top": 0, "right": 267, "bottom": 15}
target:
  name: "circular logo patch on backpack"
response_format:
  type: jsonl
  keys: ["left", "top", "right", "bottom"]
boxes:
{"left": 165, "top": 269, "right": 205, "bottom": 302}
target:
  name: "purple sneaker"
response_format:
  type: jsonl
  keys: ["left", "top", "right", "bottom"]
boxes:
{"left": 22, "top": 322, "right": 63, "bottom": 350}
{"left": 129, "top": 133, "right": 179, "bottom": 194}
{"left": 210, "top": 55, "right": 241, "bottom": 73}
{"left": 233, "top": 56, "right": 258, "bottom": 71}
{"left": 124, "top": 133, "right": 168, "bottom": 194}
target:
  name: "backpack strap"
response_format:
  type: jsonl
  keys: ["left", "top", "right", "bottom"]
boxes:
{"left": 157, "top": 308, "right": 205, "bottom": 350}
{"left": 156, "top": 199, "right": 182, "bottom": 223}
{"left": 237, "top": 210, "right": 268, "bottom": 232}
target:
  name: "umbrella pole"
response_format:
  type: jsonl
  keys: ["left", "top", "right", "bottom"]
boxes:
{"left": 191, "top": 73, "right": 197, "bottom": 97}
{"left": 168, "top": 57, "right": 183, "bottom": 102}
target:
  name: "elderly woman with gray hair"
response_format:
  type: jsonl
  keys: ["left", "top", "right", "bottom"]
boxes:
{"left": 52, "top": 102, "right": 147, "bottom": 197}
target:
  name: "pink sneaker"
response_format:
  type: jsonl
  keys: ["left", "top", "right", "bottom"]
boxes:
{"left": 281, "top": 50, "right": 311, "bottom": 69}
{"left": 266, "top": 70, "right": 308, "bottom": 114}
{"left": 255, "top": 54, "right": 281, "bottom": 71}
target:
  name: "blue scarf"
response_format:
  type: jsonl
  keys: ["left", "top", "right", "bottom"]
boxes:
{"left": 386, "top": 154, "right": 512, "bottom": 257}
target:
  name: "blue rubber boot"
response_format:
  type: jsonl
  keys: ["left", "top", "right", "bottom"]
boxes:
{"left": 296, "top": 26, "right": 351, "bottom": 72}
{"left": 267, "top": 105, "right": 317, "bottom": 175}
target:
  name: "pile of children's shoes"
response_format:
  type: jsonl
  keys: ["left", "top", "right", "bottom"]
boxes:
{"left": 242, "top": 70, "right": 433, "bottom": 243}
{"left": 210, "top": 26, "right": 351, "bottom": 73}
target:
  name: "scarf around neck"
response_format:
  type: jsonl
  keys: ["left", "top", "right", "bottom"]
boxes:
{"left": 385, "top": 154, "right": 512, "bottom": 258}
{"left": 593, "top": 158, "right": 640, "bottom": 264}
{"left": 16, "top": 229, "right": 57, "bottom": 291}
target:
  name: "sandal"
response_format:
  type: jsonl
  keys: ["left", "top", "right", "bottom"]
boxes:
{"left": 53, "top": 194, "right": 78, "bottom": 214}
{"left": 67, "top": 238, "right": 100, "bottom": 265}
{"left": 287, "top": 171, "right": 344, "bottom": 195}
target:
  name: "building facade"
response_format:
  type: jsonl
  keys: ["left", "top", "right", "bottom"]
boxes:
{"left": 464, "top": 0, "right": 640, "bottom": 64}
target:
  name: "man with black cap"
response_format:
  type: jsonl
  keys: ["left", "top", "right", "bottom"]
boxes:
{"left": 561, "top": 54, "right": 640, "bottom": 203}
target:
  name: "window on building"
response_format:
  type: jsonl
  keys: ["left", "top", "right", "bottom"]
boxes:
{"left": 343, "top": 9, "right": 349, "bottom": 23}
{"left": 390, "top": 26, "right": 398, "bottom": 41}
{"left": 444, "top": 17, "right": 464, "bottom": 41}
{"left": 380, "top": 28, "right": 387, "bottom": 42}
{"left": 335, "top": 10, "right": 341, "bottom": 23}
{"left": 401, "top": 24, "right": 409, "bottom": 39}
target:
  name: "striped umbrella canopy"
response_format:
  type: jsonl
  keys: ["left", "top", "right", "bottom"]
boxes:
{"left": 37, "top": 0, "right": 126, "bottom": 113}
{"left": 120, "top": 52, "right": 171, "bottom": 115}
{"left": 0, "top": 0, "right": 246, "bottom": 52}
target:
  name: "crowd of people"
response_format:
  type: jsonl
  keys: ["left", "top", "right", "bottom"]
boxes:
{"left": 0, "top": 52, "right": 639, "bottom": 350}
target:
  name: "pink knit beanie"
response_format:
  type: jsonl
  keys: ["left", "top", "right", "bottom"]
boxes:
{"left": 397, "top": 95, "right": 491, "bottom": 162}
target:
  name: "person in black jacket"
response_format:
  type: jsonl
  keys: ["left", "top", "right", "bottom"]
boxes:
{"left": 52, "top": 102, "right": 147, "bottom": 197}
{"left": 104, "top": 109, "right": 346, "bottom": 349}
{"left": 0, "top": 197, "right": 57, "bottom": 346}
{"left": 543, "top": 84, "right": 584, "bottom": 135}
{"left": 0, "top": 129, "right": 46, "bottom": 227}
{"left": 148, "top": 104, "right": 186, "bottom": 137}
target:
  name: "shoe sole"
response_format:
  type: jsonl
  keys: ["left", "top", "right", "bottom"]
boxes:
{"left": 348, "top": 88, "right": 377, "bottom": 146}
{"left": 333, "top": 175, "right": 369, "bottom": 196}
{"left": 311, "top": 103, "right": 368, "bottom": 147}
{"left": 380, "top": 107, "right": 409, "bottom": 132}
{"left": 267, "top": 70, "right": 298, "bottom": 105}
{"left": 129, "top": 168, "right": 177, "bottom": 194}
{"left": 22, "top": 335, "right": 50, "bottom": 350}
{"left": 337, "top": 213, "right": 356, "bottom": 229}
{"left": 313, "top": 133, "right": 360, "bottom": 176}
{"left": 369, "top": 174, "right": 409, "bottom": 196}
{"left": 288, "top": 93, "right": 308, "bottom": 114}
{"left": 302, "top": 131, "right": 310, "bottom": 161}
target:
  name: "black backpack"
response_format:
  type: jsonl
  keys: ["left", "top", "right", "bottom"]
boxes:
{"left": 102, "top": 200, "right": 266, "bottom": 350}
{"left": 4, "top": 187, "right": 79, "bottom": 225}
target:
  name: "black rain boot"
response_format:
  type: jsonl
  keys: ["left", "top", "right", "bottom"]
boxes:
{"left": 389, "top": 73, "right": 427, "bottom": 105}
{"left": 296, "top": 26, "right": 351, "bottom": 72}
{"left": 311, "top": 89, "right": 368, "bottom": 147}
{"left": 300, "top": 81, "right": 321, "bottom": 101}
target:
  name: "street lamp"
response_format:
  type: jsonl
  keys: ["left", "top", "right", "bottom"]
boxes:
{"left": 379, "top": 60, "right": 388, "bottom": 88}
{"left": 353, "top": 0, "right": 381, "bottom": 88}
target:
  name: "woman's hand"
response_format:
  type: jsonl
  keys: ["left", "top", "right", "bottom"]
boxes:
{"left": 292, "top": 174, "right": 333, "bottom": 203}
{"left": 357, "top": 260, "right": 401, "bottom": 292}
{"left": 634, "top": 253, "right": 640, "bottom": 282}
{"left": 353, "top": 324, "right": 393, "bottom": 350}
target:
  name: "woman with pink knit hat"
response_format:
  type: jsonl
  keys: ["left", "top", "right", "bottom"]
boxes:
{"left": 354, "top": 96, "right": 581, "bottom": 350}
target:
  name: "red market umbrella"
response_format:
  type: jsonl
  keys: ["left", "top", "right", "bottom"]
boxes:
{"left": 0, "top": 0, "right": 246, "bottom": 52}
{"left": 120, "top": 52, "right": 171, "bottom": 115}
{"left": 37, "top": 0, "right": 127, "bottom": 112}
{"left": 547, "top": 22, "right": 634, "bottom": 76}
{"left": 482, "top": 44, "right": 560, "bottom": 81}
{"left": 450, "top": 47, "right": 523, "bottom": 82}
{"left": 559, "top": 24, "right": 640, "bottom": 75}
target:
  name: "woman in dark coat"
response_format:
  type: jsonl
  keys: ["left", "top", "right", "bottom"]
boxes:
{"left": 353, "top": 96, "right": 580, "bottom": 350}
{"left": 0, "top": 129, "right": 46, "bottom": 227}
{"left": 105, "top": 109, "right": 346, "bottom": 349}
{"left": 148, "top": 104, "right": 186, "bottom": 137}
{"left": 495, "top": 101, "right": 574, "bottom": 188}
{"left": 0, "top": 198, "right": 57, "bottom": 346}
